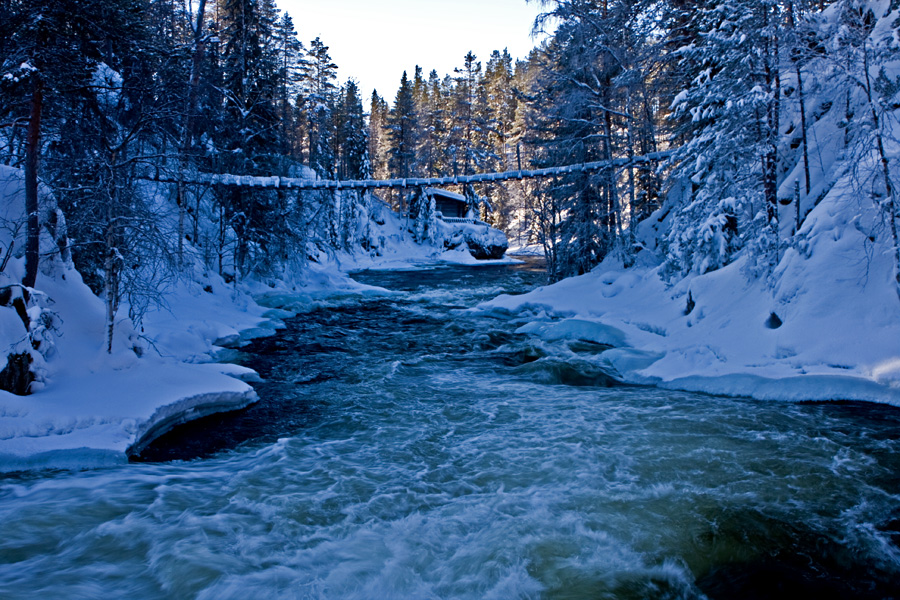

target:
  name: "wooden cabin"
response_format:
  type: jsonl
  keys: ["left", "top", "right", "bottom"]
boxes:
{"left": 426, "top": 187, "right": 470, "bottom": 220}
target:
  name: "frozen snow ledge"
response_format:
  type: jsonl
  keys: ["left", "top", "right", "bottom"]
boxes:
{"left": 659, "top": 374, "right": 900, "bottom": 406}
{"left": 0, "top": 363, "right": 258, "bottom": 474}
{"left": 126, "top": 389, "right": 257, "bottom": 458}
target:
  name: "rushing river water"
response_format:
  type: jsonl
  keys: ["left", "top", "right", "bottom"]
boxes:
{"left": 2, "top": 260, "right": 900, "bottom": 599}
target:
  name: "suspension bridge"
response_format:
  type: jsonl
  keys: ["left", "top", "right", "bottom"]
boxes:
{"left": 141, "top": 152, "right": 670, "bottom": 191}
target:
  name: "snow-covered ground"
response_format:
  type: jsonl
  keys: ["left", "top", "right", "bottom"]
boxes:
{"left": 476, "top": 177, "right": 900, "bottom": 407}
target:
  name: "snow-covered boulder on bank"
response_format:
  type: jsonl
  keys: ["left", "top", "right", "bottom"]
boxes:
{"left": 438, "top": 220, "right": 508, "bottom": 260}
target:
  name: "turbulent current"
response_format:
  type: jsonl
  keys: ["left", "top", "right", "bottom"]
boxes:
{"left": 1, "top": 260, "right": 899, "bottom": 599}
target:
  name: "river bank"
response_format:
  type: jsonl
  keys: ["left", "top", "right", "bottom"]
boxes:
{"left": 3, "top": 172, "right": 900, "bottom": 473}
{"left": 477, "top": 176, "right": 900, "bottom": 408}
{"left": 477, "top": 251, "right": 900, "bottom": 407}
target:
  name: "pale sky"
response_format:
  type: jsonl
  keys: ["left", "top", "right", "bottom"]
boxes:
{"left": 276, "top": 0, "right": 549, "bottom": 103}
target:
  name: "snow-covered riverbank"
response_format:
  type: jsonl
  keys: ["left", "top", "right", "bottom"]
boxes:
{"left": 0, "top": 156, "right": 522, "bottom": 473}
{"left": 477, "top": 181, "right": 900, "bottom": 407}
{"left": 0, "top": 256, "right": 360, "bottom": 473}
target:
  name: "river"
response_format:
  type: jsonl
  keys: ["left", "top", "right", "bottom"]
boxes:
{"left": 1, "top": 260, "right": 899, "bottom": 599}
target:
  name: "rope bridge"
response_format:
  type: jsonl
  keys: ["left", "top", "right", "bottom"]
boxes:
{"left": 140, "top": 152, "right": 670, "bottom": 190}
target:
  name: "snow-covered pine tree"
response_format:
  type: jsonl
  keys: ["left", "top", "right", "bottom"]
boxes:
{"left": 339, "top": 80, "right": 371, "bottom": 181}
{"left": 482, "top": 49, "right": 519, "bottom": 230}
{"left": 0, "top": 0, "right": 120, "bottom": 291}
{"left": 525, "top": 0, "right": 643, "bottom": 279}
{"left": 450, "top": 52, "right": 494, "bottom": 176}
{"left": 823, "top": 0, "right": 900, "bottom": 295}
{"left": 418, "top": 69, "right": 450, "bottom": 177}
{"left": 304, "top": 37, "right": 338, "bottom": 179}
{"left": 388, "top": 70, "right": 418, "bottom": 181}
{"left": 273, "top": 12, "right": 306, "bottom": 163}
{"left": 368, "top": 90, "right": 391, "bottom": 181}
{"left": 336, "top": 79, "right": 371, "bottom": 250}
{"left": 666, "top": 0, "right": 789, "bottom": 278}
{"left": 215, "top": 0, "right": 285, "bottom": 277}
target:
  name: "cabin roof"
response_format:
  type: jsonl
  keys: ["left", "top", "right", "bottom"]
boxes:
{"left": 425, "top": 187, "right": 466, "bottom": 204}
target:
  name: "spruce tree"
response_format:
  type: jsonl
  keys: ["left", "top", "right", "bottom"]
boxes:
{"left": 368, "top": 90, "right": 391, "bottom": 180}
{"left": 667, "top": 0, "right": 787, "bottom": 276}
{"left": 305, "top": 37, "right": 338, "bottom": 178}
{"left": 388, "top": 71, "right": 418, "bottom": 180}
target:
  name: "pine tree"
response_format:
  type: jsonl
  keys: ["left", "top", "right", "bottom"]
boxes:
{"left": 273, "top": 13, "right": 306, "bottom": 162}
{"left": 368, "top": 90, "right": 391, "bottom": 180}
{"left": 450, "top": 51, "right": 493, "bottom": 176}
{"left": 216, "top": 0, "right": 283, "bottom": 277}
{"left": 827, "top": 0, "right": 900, "bottom": 295}
{"left": 218, "top": 0, "right": 280, "bottom": 173}
{"left": 339, "top": 79, "right": 370, "bottom": 180}
{"left": 388, "top": 71, "right": 418, "bottom": 180}
{"left": 523, "top": 3, "right": 629, "bottom": 279}
{"left": 0, "top": 0, "right": 118, "bottom": 290}
{"left": 419, "top": 69, "right": 449, "bottom": 177}
{"left": 482, "top": 49, "right": 518, "bottom": 229}
{"left": 304, "top": 37, "right": 338, "bottom": 178}
{"left": 666, "top": 0, "right": 788, "bottom": 277}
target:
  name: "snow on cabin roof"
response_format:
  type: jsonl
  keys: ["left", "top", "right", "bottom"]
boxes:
{"left": 425, "top": 187, "right": 467, "bottom": 203}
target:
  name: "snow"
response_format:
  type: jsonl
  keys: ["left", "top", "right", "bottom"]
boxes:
{"left": 5, "top": 0, "right": 900, "bottom": 474}
{"left": 476, "top": 177, "right": 900, "bottom": 406}
{"left": 0, "top": 242, "right": 410, "bottom": 473}
{"left": 0, "top": 238, "right": 265, "bottom": 472}
{"left": 516, "top": 319, "right": 628, "bottom": 347}
{"left": 3, "top": 158, "right": 898, "bottom": 474}
{"left": 471, "top": 2, "right": 900, "bottom": 408}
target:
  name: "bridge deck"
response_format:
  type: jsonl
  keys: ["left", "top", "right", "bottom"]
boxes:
{"left": 141, "top": 152, "right": 669, "bottom": 190}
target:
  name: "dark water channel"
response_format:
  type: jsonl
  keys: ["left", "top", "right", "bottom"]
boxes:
{"left": 1, "top": 259, "right": 899, "bottom": 599}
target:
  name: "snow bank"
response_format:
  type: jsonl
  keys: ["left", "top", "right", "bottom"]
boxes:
{"left": 0, "top": 245, "right": 414, "bottom": 473}
{"left": 478, "top": 181, "right": 900, "bottom": 407}
{"left": 0, "top": 168, "right": 269, "bottom": 472}
{"left": 0, "top": 362, "right": 257, "bottom": 471}
{"left": 0, "top": 253, "right": 267, "bottom": 473}
{"left": 333, "top": 204, "right": 518, "bottom": 271}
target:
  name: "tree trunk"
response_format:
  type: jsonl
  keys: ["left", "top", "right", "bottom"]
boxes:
{"left": 22, "top": 76, "right": 43, "bottom": 290}
{"left": 762, "top": 4, "right": 781, "bottom": 250}
{"left": 797, "top": 63, "right": 811, "bottom": 197}
{"left": 178, "top": 0, "right": 208, "bottom": 265}
{"left": 105, "top": 150, "right": 120, "bottom": 354}
{"left": 788, "top": 1, "right": 811, "bottom": 198}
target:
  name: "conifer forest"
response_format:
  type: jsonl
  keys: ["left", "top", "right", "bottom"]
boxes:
{"left": 5, "top": 0, "right": 899, "bottom": 302}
